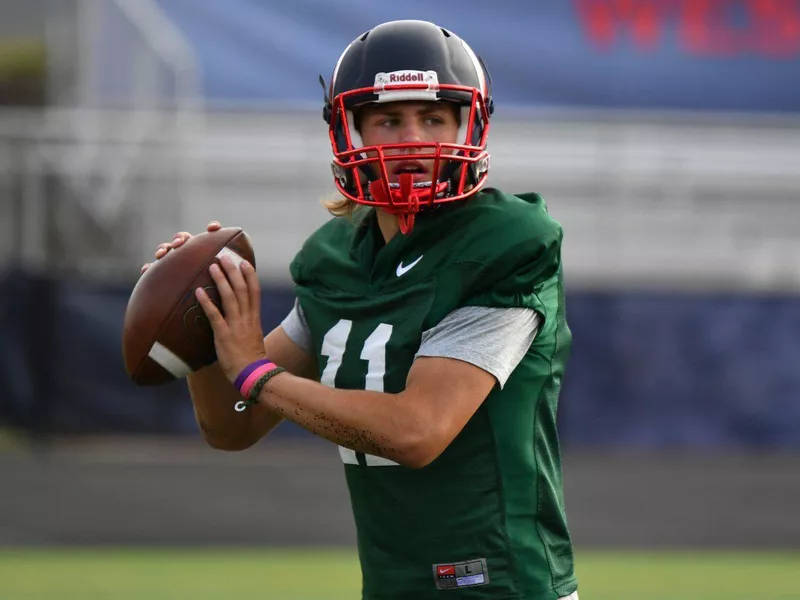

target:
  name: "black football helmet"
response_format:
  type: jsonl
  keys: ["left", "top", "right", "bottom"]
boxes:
{"left": 321, "top": 20, "right": 494, "bottom": 233}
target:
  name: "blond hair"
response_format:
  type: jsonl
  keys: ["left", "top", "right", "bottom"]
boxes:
{"left": 322, "top": 193, "right": 359, "bottom": 218}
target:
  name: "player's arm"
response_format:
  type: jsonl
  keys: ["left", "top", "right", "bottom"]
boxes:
{"left": 258, "top": 355, "right": 495, "bottom": 468}
{"left": 255, "top": 306, "right": 535, "bottom": 468}
{"left": 188, "top": 325, "right": 317, "bottom": 451}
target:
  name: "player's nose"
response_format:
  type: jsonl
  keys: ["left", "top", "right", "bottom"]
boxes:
{"left": 398, "top": 120, "right": 423, "bottom": 144}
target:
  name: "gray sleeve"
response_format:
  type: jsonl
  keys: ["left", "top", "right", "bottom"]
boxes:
{"left": 414, "top": 306, "right": 540, "bottom": 389}
{"left": 280, "top": 299, "right": 313, "bottom": 354}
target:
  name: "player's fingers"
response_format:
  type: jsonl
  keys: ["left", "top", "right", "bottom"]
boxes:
{"left": 208, "top": 262, "right": 240, "bottom": 318}
{"left": 195, "top": 286, "right": 227, "bottom": 330}
{"left": 219, "top": 255, "right": 249, "bottom": 314}
{"left": 171, "top": 231, "right": 192, "bottom": 248}
{"left": 207, "top": 221, "right": 221, "bottom": 232}
{"left": 141, "top": 262, "right": 151, "bottom": 274}
{"left": 241, "top": 260, "right": 261, "bottom": 319}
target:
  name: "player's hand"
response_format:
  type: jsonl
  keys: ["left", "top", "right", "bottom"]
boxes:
{"left": 140, "top": 221, "right": 222, "bottom": 274}
{"left": 194, "top": 253, "right": 266, "bottom": 384}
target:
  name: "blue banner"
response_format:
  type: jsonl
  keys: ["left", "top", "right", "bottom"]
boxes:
{"left": 154, "top": 0, "right": 800, "bottom": 112}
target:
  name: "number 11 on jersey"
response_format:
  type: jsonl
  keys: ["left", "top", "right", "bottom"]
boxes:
{"left": 320, "top": 319, "right": 399, "bottom": 466}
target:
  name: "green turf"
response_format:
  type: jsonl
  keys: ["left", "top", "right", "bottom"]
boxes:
{"left": 0, "top": 548, "right": 797, "bottom": 600}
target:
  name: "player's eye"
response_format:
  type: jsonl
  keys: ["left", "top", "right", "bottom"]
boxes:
{"left": 424, "top": 116, "right": 445, "bottom": 126}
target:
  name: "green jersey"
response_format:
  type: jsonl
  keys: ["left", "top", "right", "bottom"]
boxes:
{"left": 289, "top": 189, "right": 576, "bottom": 600}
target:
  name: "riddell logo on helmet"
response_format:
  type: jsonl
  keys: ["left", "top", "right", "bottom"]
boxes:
{"left": 389, "top": 72, "right": 424, "bottom": 83}
{"left": 374, "top": 70, "right": 439, "bottom": 89}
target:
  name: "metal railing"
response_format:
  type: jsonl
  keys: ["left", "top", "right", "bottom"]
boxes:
{"left": 1, "top": 106, "right": 800, "bottom": 289}
{"left": 15, "top": 0, "right": 206, "bottom": 276}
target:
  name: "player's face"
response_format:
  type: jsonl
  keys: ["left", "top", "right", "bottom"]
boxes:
{"left": 357, "top": 101, "right": 460, "bottom": 183}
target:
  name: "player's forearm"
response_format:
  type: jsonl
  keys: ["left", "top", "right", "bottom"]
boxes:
{"left": 187, "top": 327, "right": 317, "bottom": 450}
{"left": 187, "top": 362, "right": 274, "bottom": 450}
{"left": 259, "top": 372, "right": 427, "bottom": 466}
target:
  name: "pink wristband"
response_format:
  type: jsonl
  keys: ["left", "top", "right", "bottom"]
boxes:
{"left": 239, "top": 362, "right": 278, "bottom": 398}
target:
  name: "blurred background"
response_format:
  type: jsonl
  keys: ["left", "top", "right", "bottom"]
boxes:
{"left": 1, "top": 1, "right": 799, "bottom": 598}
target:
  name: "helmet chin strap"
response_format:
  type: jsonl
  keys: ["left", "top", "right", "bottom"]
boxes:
{"left": 368, "top": 174, "right": 449, "bottom": 235}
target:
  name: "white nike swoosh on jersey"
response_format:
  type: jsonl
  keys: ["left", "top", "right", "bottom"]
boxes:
{"left": 396, "top": 255, "right": 423, "bottom": 277}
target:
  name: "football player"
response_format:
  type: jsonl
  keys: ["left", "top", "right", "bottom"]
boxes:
{"left": 144, "top": 19, "right": 578, "bottom": 600}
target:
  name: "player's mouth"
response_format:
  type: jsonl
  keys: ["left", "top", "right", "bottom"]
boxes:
{"left": 390, "top": 160, "right": 431, "bottom": 182}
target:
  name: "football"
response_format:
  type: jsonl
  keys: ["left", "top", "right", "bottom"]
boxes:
{"left": 122, "top": 227, "right": 256, "bottom": 386}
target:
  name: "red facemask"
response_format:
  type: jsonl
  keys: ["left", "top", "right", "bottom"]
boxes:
{"left": 328, "top": 84, "right": 492, "bottom": 234}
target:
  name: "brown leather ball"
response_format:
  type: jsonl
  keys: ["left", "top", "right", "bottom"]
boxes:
{"left": 122, "top": 227, "right": 256, "bottom": 385}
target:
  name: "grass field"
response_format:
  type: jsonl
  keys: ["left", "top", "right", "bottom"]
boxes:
{"left": 1, "top": 548, "right": 798, "bottom": 600}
